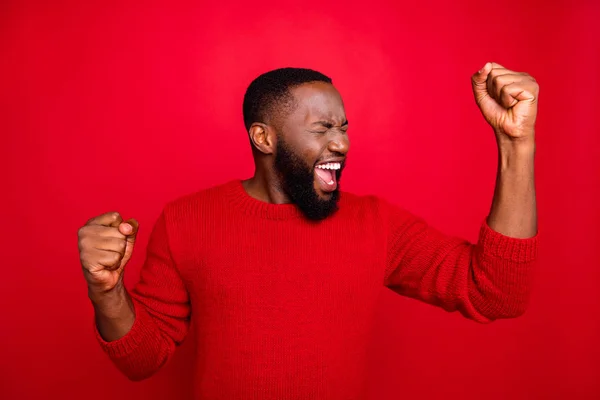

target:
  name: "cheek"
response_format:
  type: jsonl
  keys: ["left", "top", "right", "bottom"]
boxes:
{"left": 303, "top": 148, "right": 322, "bottom": 165}
{"left": 294, "top": 141, "right": 325, "bottom": 166}
{"left": 280, "top": 130, "right": 328, "bottom": 166}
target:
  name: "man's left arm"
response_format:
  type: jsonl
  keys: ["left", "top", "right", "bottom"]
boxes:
{"left": 473, "top": 62, "right": 538, "bottom": 239}
{"left": 383, "top": 62, "right": 539, "bottom": 323}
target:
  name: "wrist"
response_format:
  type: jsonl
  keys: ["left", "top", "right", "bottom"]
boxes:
{"left": 495, "top": 130, "right": 536, "bottom": 153}
{"left": 90, "top": 283, "right": 136, "bottom": 342}
{"left": 496, "top": 136, "right": 535, "bottom": 169}
{"left": 88, "top": 282, "right": 130, "bottom": 315}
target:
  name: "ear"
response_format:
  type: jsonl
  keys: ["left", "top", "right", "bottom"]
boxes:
{"left": 249, "top": 123, "right": 276, "bottom": 155}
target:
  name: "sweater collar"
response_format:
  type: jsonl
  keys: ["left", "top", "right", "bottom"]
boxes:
{"left": 224, "top": 180, "right": 305, "bottom": 220}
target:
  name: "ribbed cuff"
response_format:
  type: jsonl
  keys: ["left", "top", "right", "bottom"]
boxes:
{"left": 479, "top": 220, "right": 538, "bottom": 263}
{"left": 94, "top": 300, "right": 156, "bottom": 358}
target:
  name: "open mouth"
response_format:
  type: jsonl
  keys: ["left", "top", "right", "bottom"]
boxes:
{"left": 314, "top": 161, "right": 341, "bottom": 193}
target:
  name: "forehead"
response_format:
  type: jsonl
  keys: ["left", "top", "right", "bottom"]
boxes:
{"left": 288, "top": 82, "right": 346, "bottom": 123}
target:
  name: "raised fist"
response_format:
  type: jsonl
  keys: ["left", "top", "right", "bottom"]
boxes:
{"left": 78, "top": 212, "right": 139, "bottom": 293}
{"left": 471, "top": 62, "right": 539, "bottom": 142}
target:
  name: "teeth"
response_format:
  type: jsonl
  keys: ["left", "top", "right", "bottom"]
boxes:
{"left": 328, "top": 180, "right": 334, "bottom": 185}
{"left": 316, "top": 162, "right": 341, "bottom": 170}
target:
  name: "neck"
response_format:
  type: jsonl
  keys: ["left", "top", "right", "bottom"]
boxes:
{"left": 243, "top": 165, "right": 291, "bottom": 205}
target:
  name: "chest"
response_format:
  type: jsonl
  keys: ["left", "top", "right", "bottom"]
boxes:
{"left": 175, "top": 217, "right": 386, "bottom": 317}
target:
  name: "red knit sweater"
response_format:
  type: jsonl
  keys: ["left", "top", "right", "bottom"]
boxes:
{"left": 96, "top": 180, "right": 537, "bottom": 399}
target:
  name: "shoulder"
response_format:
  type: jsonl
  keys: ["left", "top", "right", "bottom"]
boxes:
{"left": 340, "top": 190, "right": 380, "bottom": 208}
{"left": 167, "top": 181, "right": 233, "bottom": 208}
{"left": 161, "top": 180, "right": 235, "bottom": 224}
{"left": 339, "top": 190, "right": 391, "bottom": 219}
{"left": 340, "top": 190, "right": 399, "bottom": 211}
{"left": 339, "top": 190, "right": 419, "bottom": 222}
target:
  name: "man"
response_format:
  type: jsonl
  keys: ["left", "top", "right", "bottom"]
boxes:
{"left": 78, "top": 64, "right": 539, "bottom": 399}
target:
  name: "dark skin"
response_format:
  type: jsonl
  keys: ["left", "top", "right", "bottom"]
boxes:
{"left": 243, "top": 81, "right": 350, "bottom": 204}
{"left": 79, "top": 64, "right": 538, "bottom": 341}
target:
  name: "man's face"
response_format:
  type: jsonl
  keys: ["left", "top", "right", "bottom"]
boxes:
{"left": 273, "top": 81, "right": 350, "bottom": 221}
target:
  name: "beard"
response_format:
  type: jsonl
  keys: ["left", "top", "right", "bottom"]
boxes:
{"left": 274, "top": 137, "right": 343, "bottom": 221}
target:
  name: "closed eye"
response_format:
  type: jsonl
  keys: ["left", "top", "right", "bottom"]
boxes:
{"left": 312, "top": 120, "right": 349, "bottom": 131}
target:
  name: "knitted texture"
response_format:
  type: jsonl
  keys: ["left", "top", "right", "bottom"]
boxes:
{"left": 96, "top": 180, "right": 538, "bottom": 399}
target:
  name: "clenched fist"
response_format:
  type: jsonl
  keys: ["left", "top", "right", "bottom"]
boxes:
{"left": 78, "top": 212, "right": 139, "bottom": 293}
{"left": 471, "top": 62, "right": 539, "bottom": 143}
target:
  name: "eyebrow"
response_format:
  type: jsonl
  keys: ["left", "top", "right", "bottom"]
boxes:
{"left": 312, "top": 120, "right": 349, "bottom": 128}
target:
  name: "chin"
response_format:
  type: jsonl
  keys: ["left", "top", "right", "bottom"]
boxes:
{"left": 313, "top": 184, "right": 336, "bottom": 199}
{"left": 317, "top": 193, "right": 333, "bottom": 201}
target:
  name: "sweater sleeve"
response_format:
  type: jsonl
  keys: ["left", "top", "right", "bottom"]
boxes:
{"left": 95, "top": 210, "right": 191, "bottom": 380}
{"left": 383, "top": 201, "right": 538, "bottom": 323}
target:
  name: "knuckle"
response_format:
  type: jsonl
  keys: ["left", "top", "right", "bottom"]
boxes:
{"left": 79, "top": 235, "right": 92, "bottom": 250}
{"left": 524, "top": 73, "right": 536, "bottom": 82}
{"left": 96, "top": 225, "right": 113, "bottom": 237}
{"left": 79, "top": 251, "right": 91, "bottom": 266}
{"left": 111, "top": 252, "right": 122, "bottom": 263}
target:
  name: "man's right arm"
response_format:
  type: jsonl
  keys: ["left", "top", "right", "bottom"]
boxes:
{"left": 78, "top": 210, "right": 191, "bottom": 381}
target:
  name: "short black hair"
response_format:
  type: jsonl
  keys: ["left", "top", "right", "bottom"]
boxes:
{"left": 242, "top": 67, "right": 332, "bottom": 131}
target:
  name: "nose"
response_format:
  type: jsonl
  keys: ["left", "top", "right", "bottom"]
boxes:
{"left": 327, "top": 132, "right": 350, "bottom": 156}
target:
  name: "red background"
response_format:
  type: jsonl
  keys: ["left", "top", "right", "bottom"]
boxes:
{"left": 2, "top": 1, "right": 599, "bottom": 399}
